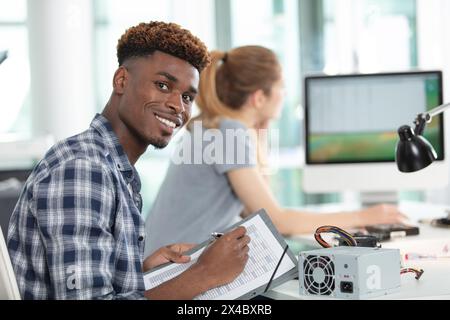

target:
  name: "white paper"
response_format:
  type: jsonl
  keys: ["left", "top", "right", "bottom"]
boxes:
{"left": 143, "top": 214, "right": 296, "bottom": 300}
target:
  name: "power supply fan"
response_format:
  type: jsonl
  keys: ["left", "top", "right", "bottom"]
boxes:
{"left": 303, "top": 255, "right": 335, "bottom": 295}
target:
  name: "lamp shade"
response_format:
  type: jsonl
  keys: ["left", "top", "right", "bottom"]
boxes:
{"left": 396, "top": 125, "right": 437, "bottom": 173}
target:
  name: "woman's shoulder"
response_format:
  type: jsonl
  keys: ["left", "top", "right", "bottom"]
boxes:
{"left": 219, "top": 117, "right": 248, "bottom": 131}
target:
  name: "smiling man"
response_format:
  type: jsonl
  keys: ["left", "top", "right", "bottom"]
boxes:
{"left": 7, "top": 22, "right": 250, "bottom": 300}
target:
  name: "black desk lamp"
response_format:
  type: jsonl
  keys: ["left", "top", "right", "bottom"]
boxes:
{"left": 396, "top": 102, "right": 450, "bottom": 173}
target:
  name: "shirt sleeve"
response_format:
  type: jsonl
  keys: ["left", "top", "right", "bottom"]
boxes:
{"left": 34, "top": 158, "right": 145, "bottom": 300}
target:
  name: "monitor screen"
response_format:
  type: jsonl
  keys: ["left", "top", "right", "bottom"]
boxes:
{"left": 304, "top": 71, "right": 444, "bottom": 164}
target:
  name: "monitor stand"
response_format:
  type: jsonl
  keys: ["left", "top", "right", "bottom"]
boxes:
{"left": 359, "top": 191, "right": 399, "bottom": 207}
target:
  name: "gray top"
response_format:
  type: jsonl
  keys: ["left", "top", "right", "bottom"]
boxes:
{"left": 145, "top": 118, "right": 256, "bottom": 256}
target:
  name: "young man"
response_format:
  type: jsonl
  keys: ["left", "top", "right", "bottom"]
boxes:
{"left": 7, "top": 22, "right": 250, "bottom": 300}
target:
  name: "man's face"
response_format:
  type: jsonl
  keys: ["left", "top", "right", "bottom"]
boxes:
{"left": 115, "top": 51, "right": 199, "bottom": 149}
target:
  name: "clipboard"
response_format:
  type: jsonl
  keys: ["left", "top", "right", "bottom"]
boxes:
{"left": 143, "top": 209, "right": 298, "bottom": 300}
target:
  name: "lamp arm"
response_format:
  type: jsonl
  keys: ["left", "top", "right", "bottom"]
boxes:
{"left": 419, "top": 102, "right": 450, "bottom": 122}
{"left": 413, "top": 102, "right": 450, "bottom": 135}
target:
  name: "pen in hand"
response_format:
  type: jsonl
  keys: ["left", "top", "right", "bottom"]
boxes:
{"left": 211, "top": 231, "right": 249, "bottom": 241}
{"left": 211, "top": 232, "right": 224, "bottom": 240}
{"left": 207, "top": 232, "right": 224, "bottom": 247}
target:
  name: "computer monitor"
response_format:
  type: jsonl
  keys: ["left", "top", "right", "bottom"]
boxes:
{"left": 302, "top": 71, "right": 448, "bottom": 200}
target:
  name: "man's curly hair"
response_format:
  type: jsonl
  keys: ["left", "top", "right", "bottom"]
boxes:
{"left": 117, "top": 21, "right": 211, "bottom": 72}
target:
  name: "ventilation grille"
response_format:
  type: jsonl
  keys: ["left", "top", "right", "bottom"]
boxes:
{"left": 303, "top": 255, "right": 335, "bottom": 295}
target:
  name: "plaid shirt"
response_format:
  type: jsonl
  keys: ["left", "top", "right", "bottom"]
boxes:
{"left": 7, "top": 114, "right": 147, "bottom": 300}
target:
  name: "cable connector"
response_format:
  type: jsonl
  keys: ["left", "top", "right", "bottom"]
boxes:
{"left": 415, "top": 269, "right": 424, "bottom": 280}
{"left": 401, "top": 268, "right": 424, "bottom": 280}
{"left": 314, "top": 226, "right": 357, "bottom": 248}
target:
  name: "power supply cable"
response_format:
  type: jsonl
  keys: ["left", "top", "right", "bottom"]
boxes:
{"left": 314, "top": 226, "right": 357, "bottom": 248}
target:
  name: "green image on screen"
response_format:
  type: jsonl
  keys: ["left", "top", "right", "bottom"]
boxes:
{"left": 306, "top": 73, "right": 444, "bottom": 164}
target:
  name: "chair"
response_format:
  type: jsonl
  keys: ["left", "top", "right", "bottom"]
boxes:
{"left": 0, "top": 226, "right": 20, "bottom": 300}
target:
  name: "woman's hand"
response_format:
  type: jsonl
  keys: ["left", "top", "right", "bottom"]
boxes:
{"left": 356, "top": 204, "right": 409, "bottom": 226}
{"left": 143, "top": 243, "right": 196, "bottom": 272}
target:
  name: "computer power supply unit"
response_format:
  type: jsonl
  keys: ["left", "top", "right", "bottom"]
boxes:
{"left": 298, "top": 247, "right": 401, "bottom": 299}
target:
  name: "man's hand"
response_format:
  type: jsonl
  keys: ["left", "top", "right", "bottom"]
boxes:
{"left": 143, "top": 243, "right": 196, "bottom": 272}
{"left": 192, "top": 226, "right": 250, "bottom": 289}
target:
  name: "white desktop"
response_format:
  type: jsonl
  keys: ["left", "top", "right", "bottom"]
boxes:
{"left": 302, "top": 71, "right": 448, "bottom": 202}
{"left": 265, "top": 201, "right": 450, "bottom": 300}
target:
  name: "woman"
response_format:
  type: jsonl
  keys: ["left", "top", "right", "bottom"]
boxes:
{"left": 145, "top": 46, "right": 406, "bottom": 255}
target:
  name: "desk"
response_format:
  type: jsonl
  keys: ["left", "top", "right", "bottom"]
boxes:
{"left": 265, "top": 201, "right": 450, "bottom": 300}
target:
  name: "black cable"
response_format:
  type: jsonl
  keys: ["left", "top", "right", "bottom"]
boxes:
{"left": 264, "top": 244, "right": 289, "bottom": 293}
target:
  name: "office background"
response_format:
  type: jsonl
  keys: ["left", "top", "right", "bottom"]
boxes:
{"left": 2, "top": 0, "right": 450, "bottom": 219}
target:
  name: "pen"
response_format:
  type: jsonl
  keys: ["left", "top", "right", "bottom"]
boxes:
{"left": 211, "top": 232, "right": 224, "bottom": 239}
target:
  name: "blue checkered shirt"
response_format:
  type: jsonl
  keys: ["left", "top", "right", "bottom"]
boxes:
{"left": 7, "top": 114, "right": 147, "bottom": 299}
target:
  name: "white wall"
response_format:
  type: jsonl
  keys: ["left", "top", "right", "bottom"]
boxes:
{"left": 417, "top": 0, "right": 450, "bottom": 205}
{"left": 27, "top": 0, "right": 95, "bottom": 141}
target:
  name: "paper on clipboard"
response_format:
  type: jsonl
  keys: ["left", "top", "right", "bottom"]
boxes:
{"left": 143, "top": 209, "right": 298, "bottom": 300}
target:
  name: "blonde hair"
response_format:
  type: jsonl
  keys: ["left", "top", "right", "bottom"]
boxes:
{"left": 190, "top": 45, "right": 281, "bottom": 129}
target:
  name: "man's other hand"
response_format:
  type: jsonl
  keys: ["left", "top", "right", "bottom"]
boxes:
{"left": 143, "top": 243, "right": 196, "bottom": 272}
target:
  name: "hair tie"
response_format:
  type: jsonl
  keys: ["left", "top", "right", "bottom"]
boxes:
{"left": 222, "top": 52, "right": 228, "bottom": 63}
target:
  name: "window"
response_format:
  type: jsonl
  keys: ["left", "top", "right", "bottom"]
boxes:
{"left": 229, "top": 0, "right": 420, "bottom": 206}
{"left": 231, "top": 0, "right": 302, "bottom": 148}
{"left": 322, "top": 0, "right": 417, "bottom": 74}
{"left": 299, "top": 0, "right": 422, "bottom": 204}
{"left": 0, "top": 0, "right": 31, "bottom": 139}
{"left": 229, "top": 0, "right": 315, "bottom": 206}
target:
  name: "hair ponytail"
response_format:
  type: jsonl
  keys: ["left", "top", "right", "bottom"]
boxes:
{"left": 190, "top": 51, "right": 239, "bottom": 129}
{"left": 189, "top": 46, "right": 281, "bottom": 130}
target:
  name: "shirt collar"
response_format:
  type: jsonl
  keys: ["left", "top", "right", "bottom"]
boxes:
{"left": 90, "top": 113, "right": 141, "bottom": 191}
